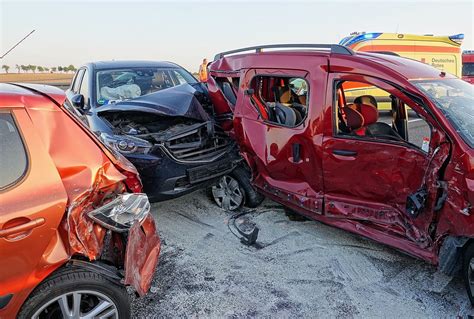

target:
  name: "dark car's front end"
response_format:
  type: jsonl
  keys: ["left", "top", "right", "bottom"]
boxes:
{"left": 67, "top": 61, "right": 239, "bottom": 202}
{"left": 98, "top": 102, "right": 240, "bottom": 202}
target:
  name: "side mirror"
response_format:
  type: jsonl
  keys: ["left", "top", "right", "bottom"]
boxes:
{"left": 71, "top": 94, "right": 86, "bottom": 110}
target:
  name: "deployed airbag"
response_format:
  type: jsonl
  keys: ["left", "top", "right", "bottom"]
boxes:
{"left": 98, "top": 84, "right": 211, "bottom": 122}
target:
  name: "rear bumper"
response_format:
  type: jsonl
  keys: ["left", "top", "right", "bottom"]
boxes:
{"left": 124, "top": 214, "right": 161, "bottom": 296}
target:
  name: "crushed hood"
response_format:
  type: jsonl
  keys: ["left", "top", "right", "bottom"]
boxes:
{"left": 97, "top": 83, "right": 211, "bottom": 122}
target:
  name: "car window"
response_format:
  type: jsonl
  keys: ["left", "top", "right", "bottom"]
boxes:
{"left": 72, "top": 69, "right": 85, "bottom": 93}
{"left": 249, "top": 75, "right": 309, "bottom": 127}
{"left": 405, "top": 106, "right": 432, "bottom": 151}
{"left": 79, "top": 69, "right": 90, "bottom": 103}
{"left": 171, "top": 70, "right": 187, "bottom": 84}
{"left": 334, "top": 80, "right": 432, "bottom": 152}
{"left": 462, "top": 63, "right": 474, "bottom": 77}
{"left": 0, "top": 113, "right": 28, "bottom": 189}
{"left": 95, "top": 67, "right": 197, "bottom": 106}
{"left": 214, "top": 76, "right": 240, "bottom": 107}
{"left": 412, "top": 78, "right": 474, "bottom": 148}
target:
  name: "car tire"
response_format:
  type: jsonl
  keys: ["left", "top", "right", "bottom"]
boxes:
{"left": 232, "top": 166, "right": 265, "bottom": 208}
{"left": 17, "top": 265, "right": 130, "bottom": 319}
{"left": 284, "top": 207, "right": 309, "bottom": 221}
{"left": 463, "top": 242, "right": 474, "bottom": 305}
{"left": 210, "top": 166, "right": 264, "bottom": 210}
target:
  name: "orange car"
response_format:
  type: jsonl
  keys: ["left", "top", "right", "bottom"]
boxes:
{"left": 0, "top": 83, "right": 160, "bottom": 318}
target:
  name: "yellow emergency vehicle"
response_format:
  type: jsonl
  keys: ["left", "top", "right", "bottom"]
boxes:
{"left": 340, "top": 32, "right": 464, "bottom": 109}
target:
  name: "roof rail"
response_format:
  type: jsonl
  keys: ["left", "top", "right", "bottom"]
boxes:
{"left": 213, "top": 44, "right": 354, "bottom": 61}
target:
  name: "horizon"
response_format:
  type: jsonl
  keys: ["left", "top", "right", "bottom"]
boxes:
{"left": 1, "top": 0, "right": 473, "bottom": 73}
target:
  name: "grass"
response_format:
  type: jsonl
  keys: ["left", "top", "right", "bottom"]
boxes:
{"left": 0, "top": 73, "right": 73, "bottom": 85}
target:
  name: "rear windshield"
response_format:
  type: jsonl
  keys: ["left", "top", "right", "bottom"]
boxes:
{"left": 96, "top": 67, "right": 197, "bottom": 105}
{"left": 412, "top": 78, "right": 474, "bottom": 147}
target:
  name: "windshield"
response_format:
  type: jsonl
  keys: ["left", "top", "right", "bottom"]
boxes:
{"left": 96, "top": 67, "right": 197, "bottom": 105}
{"left": 412, "top": 78, "right": 474, "bottom": 147}
{"left": 463, "top": 63, "right": 474, "bottom": 77}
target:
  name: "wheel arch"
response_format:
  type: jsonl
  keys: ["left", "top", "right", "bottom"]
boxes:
{"left": 438, "top": 235, "right": 472, "bottom": 276}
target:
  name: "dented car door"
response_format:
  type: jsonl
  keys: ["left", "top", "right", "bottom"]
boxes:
{"left": 0, "top": 109, "right": 69, "bottom": 314}
{"left": 234, "top": 65, "right": 328, "bottom": 216}
{"left": 321, "top": 74, "right": 450, "bottom": 258}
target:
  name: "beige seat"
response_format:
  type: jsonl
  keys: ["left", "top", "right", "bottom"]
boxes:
{"left": 152, "top": 73, "right": 166, "bottom": 89}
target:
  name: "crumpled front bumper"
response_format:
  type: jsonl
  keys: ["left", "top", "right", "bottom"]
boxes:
{"left": 124, "top": 214, "right": 161, "bottom": 296}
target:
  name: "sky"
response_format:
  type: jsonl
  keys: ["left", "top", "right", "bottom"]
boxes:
{"left": 1, "top": 0, "right": 473, "bottom": 72}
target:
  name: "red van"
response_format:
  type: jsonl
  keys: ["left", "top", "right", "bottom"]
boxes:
{"left": 207, "top": 44, "right": 474, "bottom": 302}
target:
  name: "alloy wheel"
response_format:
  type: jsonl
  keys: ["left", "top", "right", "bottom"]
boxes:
{"left": 212, "top": 175, "right": 244, "bottom": 210}
{"left": 32, "top": 290, "right": 118, "bottom": 319}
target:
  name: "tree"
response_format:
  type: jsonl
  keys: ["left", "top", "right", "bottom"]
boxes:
{"left": 15, "top": 64, "right": 20, "bottom": 73}
{"left": 28, "top": 65, "right": 37, "bottom": 73}
{"left": 21, "top": 65, "right": 28, "bottom": 73}
{"left": 2, "top": 65, "right": 10, "bottom": 73}
{"left": 67, "top": 64, "right": 76, "bottom": 73}
{"left": 51, "top": 67, "right": 57, "bottom": 73}
{"left": 44, "top": 67, "right": 50, "bottom": 73}
{"left": 37, "top": 66, "right": 44, "bottom": 73}
{"left": 58, "top": 66, "right": 63, "bottom": 72}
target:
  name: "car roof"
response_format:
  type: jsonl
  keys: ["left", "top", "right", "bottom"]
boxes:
{"left": 0, "top": 83, "right": 66, "bottom": 109}
{"left": 86, "top": 60, "right": 182, "bottom": 70}
{"left": 209, "top": 49, "right": 455, "bottom": 81}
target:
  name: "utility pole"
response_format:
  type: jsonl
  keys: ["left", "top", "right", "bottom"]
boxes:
{"left": 0, "top": 29, "right": 36, "bottom": 59}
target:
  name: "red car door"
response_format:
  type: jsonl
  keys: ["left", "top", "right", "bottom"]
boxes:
{"left": 321, "top": 74, "right": 449, "bottom": 259}
{"left": 0, "top": 109, "right": 68, "bottom": 316}
{"left": 233, "top": 65, "right": 328, "bottom": 217}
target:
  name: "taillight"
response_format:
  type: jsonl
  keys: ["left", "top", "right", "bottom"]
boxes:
{"left": 88, "top": 193, "right": 150, "bottom": 232}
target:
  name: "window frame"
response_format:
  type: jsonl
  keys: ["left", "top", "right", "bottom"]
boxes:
{"left": 79, "top": 69, "right": 90, "bottom": 106}
{"left": 331, "top": 78, "right": 433, "bottom": 154}
{"left": 0, "top": 111, "right": 30, "bottom": 191}
{"left": 249, "top": 73, "right": 310, "bottom": 129}
{"left": 71, "top": 68, "right": 85, "bottom": 94}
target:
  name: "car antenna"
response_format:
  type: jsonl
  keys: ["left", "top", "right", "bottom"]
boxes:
{"left": 0, "top": 29, "right": 36, "bottom": 59}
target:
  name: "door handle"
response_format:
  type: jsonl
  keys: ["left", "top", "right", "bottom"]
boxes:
{"left": 0, "top": 218, "right": 45, "bottom": 238}
{"left": 332, "top": 149, "right": 358, "bottom": 157}
{"left": 292, "top": 143, "right": 301, "bottom": 163}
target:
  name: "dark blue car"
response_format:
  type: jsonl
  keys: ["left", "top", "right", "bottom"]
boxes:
{"left": 64, "top": 61, "right": 239, "bottom": 202}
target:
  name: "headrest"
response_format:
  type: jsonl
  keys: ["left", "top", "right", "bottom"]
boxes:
{"left": 344, "top": 106, "right": 364, "bottom": 130}
{"left": 356, "top": 103, "right": 378, "bottom": 126}
{"left": 153, "top": 73, "right": 165, "bottom": 85}
{"left": 354, "top": 95, "right": 378, "bottom": 108}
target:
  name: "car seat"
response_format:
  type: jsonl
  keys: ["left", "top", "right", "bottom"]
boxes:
{"left": 348, "top": 103, "right": 378, "bottom": 136}
{"left": 278, "top": 87, "right": 304, "bottom": 124}
{"left": 274, "top": 102, "right": 297, "bottom": 126}
{"left": 152, "top": 73, "right": 167, "bottom": 89}
{"left": 343, "top": 106, "right": 364, "bottom": 131}
{"left": 354, "top": 95, "right": 402, "bottom": 138}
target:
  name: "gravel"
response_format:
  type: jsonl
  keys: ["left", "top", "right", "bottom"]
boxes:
{"left": 131, "top": 190, "right": 473, "bottom": 318}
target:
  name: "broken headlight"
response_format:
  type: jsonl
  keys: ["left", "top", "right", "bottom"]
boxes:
{"left": 88, "top": 193, "right": 150, "bottom": 232}
{"left": 100, "top": 133, "right": 152, "bottom": 155}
